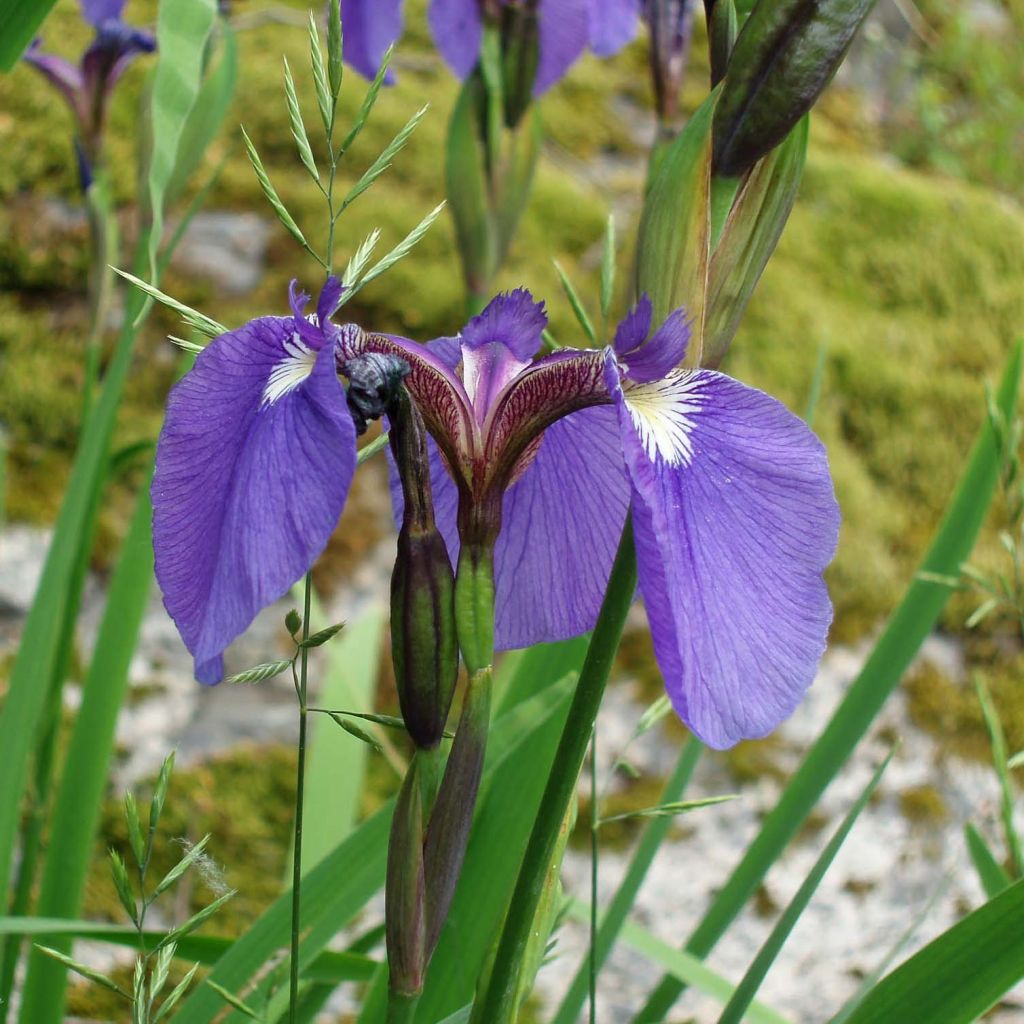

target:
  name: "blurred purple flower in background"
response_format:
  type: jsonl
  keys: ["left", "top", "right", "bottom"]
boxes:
{"left": 152, "top": 282, "right": 839, "bottom": 749}
{"left": 341, "top": 0, "right": 640, "bottom": 93}
{"left": 23, "top": 0, "right": 155, "bottom": 182}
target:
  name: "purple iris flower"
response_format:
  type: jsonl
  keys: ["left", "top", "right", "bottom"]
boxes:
{"left": 341, "top": 0, "right": 641, "bottom": 94}
{"left": 24, "top": 0, "right": 155, "bottom": 181}
{"left": 153, "top": 281, "right": 838, "bottom": 749}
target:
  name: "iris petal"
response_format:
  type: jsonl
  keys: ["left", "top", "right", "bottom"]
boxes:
{"left": 152, "top": 317, "right": 357, "bottom": 682}
{"left": 588, "top": 0, "right": 641, "bottom": 56}
{"left": 341, "top": 0, "right": 404, "bottom": 81}
{"left": 535, "top": 0, "right": 590, "bottom": 94}
{"left": 81, "top": 0, "right": 125, "bottom": 26}
{"left": 428, "top": 0, "right": 483, "bottom": 79}
{"left": 389, "top": 406, "right": 631, "bottom": 649}
{"left": 605, "top": 356, "right": 839, "bottom": 749}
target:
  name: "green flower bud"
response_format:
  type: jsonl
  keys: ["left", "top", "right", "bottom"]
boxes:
{"left": 712, "top": 0, "right": 875, "bottom": 176}
{"left": 389, "top": 389, "right": 459, "bottom": 749}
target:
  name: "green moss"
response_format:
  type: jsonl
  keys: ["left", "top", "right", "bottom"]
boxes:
{"left": 905, "top": 650, "right": 1024, "bottom": 764}
{"left": 899, "top": 783, "right": 949, "bottom": 826}
{"left": 722, "top": 735, "right": 791, "bottom": 785}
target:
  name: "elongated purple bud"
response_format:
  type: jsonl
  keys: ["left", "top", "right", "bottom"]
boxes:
{"left": 389, "top": 387, "right": 459, "bottom": 749}
{"left": 646, "top": 0, "right": 698, "bottom": 131}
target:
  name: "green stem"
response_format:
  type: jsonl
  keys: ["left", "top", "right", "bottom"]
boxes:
{"left": 82, "top": 175, "right": 119, "bottom": 423}
{"left": 385, "top": 991, "right": 421, "bottom": 1024}
{"left": 472, "top": 518, "right": 636, "bottom": 1024}
{"left": 589, "top": 727, "right": 598, "bottom": 1024}
{"left": 289, "top": 574, "right": 314, "bottom": 1023}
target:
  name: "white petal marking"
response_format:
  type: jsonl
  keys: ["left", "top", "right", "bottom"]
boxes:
{"left": 624, "top": 369, "right": 703, "bottom": 467}
{"left": 262, "top": 332, "right": 317, "bottom": 407}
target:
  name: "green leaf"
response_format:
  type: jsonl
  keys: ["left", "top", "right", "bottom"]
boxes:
{"left": 965, "top": 824, "right": 1012, "bottom": 899}
{"left": 299, "top": 621, "right": 346, "bottom": 649}
{"left": 16, "top": 480, "right": 155, "bottom": 1023}
{"left": 148, "top": 751, "right": 177, "bottom": 848}
{"left": 0, "top": 919, "right": 377, "bottom": 983}
{"left": 326, "top": 713, "right": 384, "bottom": 754}
{"left": 206, "top": 980, "right": 262, "bottom": 1020}
{"left": 142, "top": 0, "right": 219, "bottom": 313}
{"left": 33, "top": 946, "right": 126, "bottom": 999}
{"left": 600, "top": 214, "right": 616, "bottom": 322}
{"left": 339, "top": 105, "right": 429, "bottom": 214}
{"left": 241, "top": 126, "right": 317, "bottom": 260}
{"left": 156, "top": 890, "right": 236, "bottom": 952}
{"left": 554, "top": 739, "right": 704, "bottom": 1024}
{"left": 153, "top": 963, "right": 200, "bottom": 1022}
{"left": 0, "top": 0, "right": 59, "bottom": 70}
{"left": 108, "top": 851, "right": 138, "bottom": 926}
{"left": 636, "top": 340, "right": 1024, "bottom": 1022}
{"left": 164, "top": 23, "right": 239, "bottom": 207}
{"left": 114, "top": 268, "right": 227, "bottom": 338}
{"left": 283, "top": 56, "right": 320, "bottom": 183}
{"left": 225, "top": 660, "right": 294, "bottom": 685}
{"left": 718, "top": 750, "right": 893, "bottom": 1024}
{"left": 350, "top": 202, "right": 448, "bottom": 295}
{"left": 337, "top": 44, "right": 396, "bottom": 158}
{"left": 704, "top": 118, "right": 807, "bottom": 368}
{"left": 976, "top": 675, "right": 1023, "bottom": 875}
{"left": 599, "top": 795, "right": 736, "bottom": 825}
{"left": 124, "top": 793, "right": 146, "bottom": 870}
{"left": 552, "top": 261, "right": 597, "bottom": 345}
{"left": 840, "top": 876, "right": 1024, "bottom": 1023}
{"left": 327, "top": 0, "right": 343, "bottom": 99}
{"left": 635, "top": 90, "right": 715, "bottom": 357}
{"left": 308, "top": 12, "right": 332, "bottom": 136}
{"left": 564, "top": 908, "right": 793, "bottom": 1024}
{"left": 151, "top": 834, "right": 213, "bottom": 900}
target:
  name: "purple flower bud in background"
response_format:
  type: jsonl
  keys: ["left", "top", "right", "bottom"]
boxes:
{"left": 341, "top": 0, "right": 640, "bottom": 95}
{"left": 643, "top": 0, "right": 697, "bottom": 130}
{"left": 22, "top": 0, "right": 155, "bottom": 185}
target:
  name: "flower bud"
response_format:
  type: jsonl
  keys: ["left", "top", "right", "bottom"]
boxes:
{"left": 712, "top": 0, "right": 875, "bottom": 176}
{"left": 389, "top": 388, "right": 459, "bottom": 749}
{"left": 646, "top": 0, "right": 698, "bottom": 130}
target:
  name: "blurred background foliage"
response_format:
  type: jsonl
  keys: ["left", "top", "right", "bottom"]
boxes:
{"left": 1, "top": 0, "right": 1023, "bottom": 740}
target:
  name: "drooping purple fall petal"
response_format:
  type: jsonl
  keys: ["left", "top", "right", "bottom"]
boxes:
{"left": 23, "top": 42, "right": 84, "bottom": 110}
{"left": 534, "top": 0, "right": 590, "bottom": 93}
{"left": 341, "top": 0, "right": 404, "bottom": 80}
{"left": 152, "top": 317, "right": 357, "bottom": 683}
{"left": 589, "top": 0, "right": 641, "bottom": 55}
{"left": 428, "top": 0, "right": 483, "bottom": 79}
{"left": 604, "top": 358, "right": 840, "bottom": 748}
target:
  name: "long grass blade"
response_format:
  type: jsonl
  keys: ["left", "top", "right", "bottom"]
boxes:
{"left": 553, "top": 737, "right": 703, "bottom": 1024}
{"left": 635, "top": 339, "right": 1023, "bottom": 1021}
{"left": 839, "top": 875, "right": 1024, "bottom": 1023}
{"left": 965, "top": 822, "right": 1012, "bottom": 898}
{"left": 16, "top": 480, "right": 155, "bottom": 1022}
{"left": 717, "top": 750, "right": 894, "bottom": 1024}
{"left": 563, "top": 907, "right": 793, "bottom": 1024}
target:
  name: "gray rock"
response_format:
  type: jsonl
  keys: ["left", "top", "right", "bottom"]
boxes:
{"left": 171, "top": 211, "right": 271, "bottom": 294}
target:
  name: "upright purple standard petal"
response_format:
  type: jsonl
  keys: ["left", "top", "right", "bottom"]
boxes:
{"left": 153, "top": 317, "right": 357, "bottom": 683}
{"left": 534, "top": 0, "right": 590, "bottom": 93}
{"left": 605, "top": 359, "right": 839, "bottom": 749}
{"left": 341, "top": 0, "right": 404, "bottom": 81}
{"left": 589, "top": 0, "right": 641, "bottom": 55}
{"left": 81, "top": 0, "right": 126, "bottom": 26}
{"left": 428, "top": 0, "right": 483, "bottom": 79}
{"left": 389, "top": 407, "right": 631, "bottom": 649}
